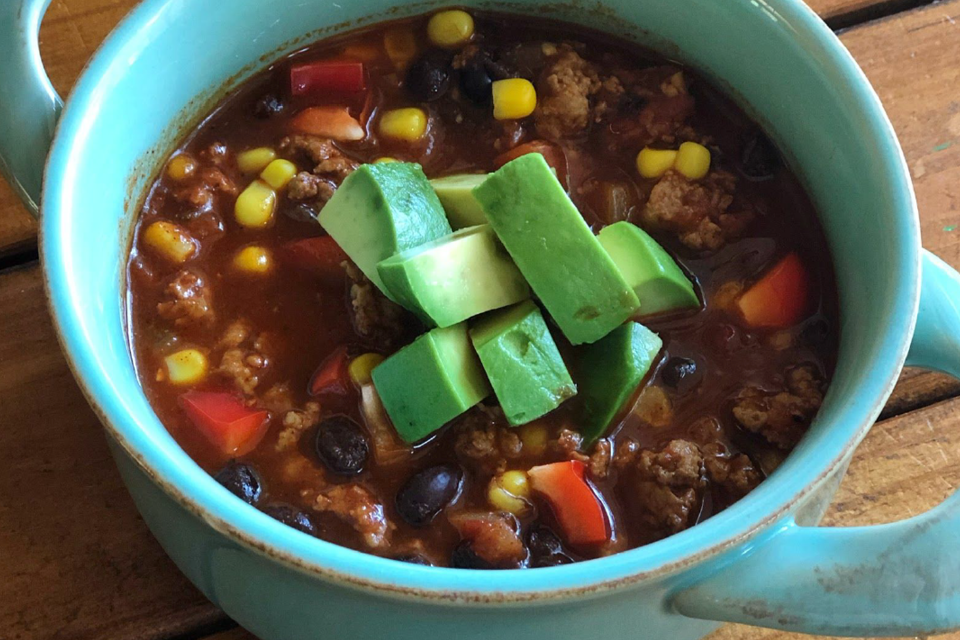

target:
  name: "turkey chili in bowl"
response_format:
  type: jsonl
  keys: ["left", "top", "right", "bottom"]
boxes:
{"left": 127, "top": 9, "right": 837, "bottom": 569}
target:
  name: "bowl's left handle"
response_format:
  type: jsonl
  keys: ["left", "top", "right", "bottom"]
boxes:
{"left": 672, "top": 250, "right": 960, "bottom": 637}
{"left": 0, "top": 0, "right": 62, "bottom": 218}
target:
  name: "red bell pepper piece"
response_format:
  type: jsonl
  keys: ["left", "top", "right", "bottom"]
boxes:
{"left": 291, "top": 61, "right": 366, "bottom": 96}
{"left": 309, "top": 346, "right": 351, "bottom": 396}
{"left": 736, "top": 252, "right": 811, "bottom": 328}
{"left": 527, "top": 460, "right": 608, "bottom": 545}
{"left": 494, "top": 140, "right": 568, "bottom": 188}
{"left": 291, "top": 106, "right": 366, "bottom": 141}
{"left": 178, "top": 391, "right": 269, "bottom": 457}
{"left": 281, "top": 236, "right": 349, "bottom": 287}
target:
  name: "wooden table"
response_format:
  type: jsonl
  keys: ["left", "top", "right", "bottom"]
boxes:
{"left": 1, "top": 0, "right": 959, "bottom": 638}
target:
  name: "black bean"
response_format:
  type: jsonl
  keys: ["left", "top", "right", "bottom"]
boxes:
{"left": 799, "top": 318, "right": 830, "bottom": 346}
{"left": 460, "top": 61, "right": 494, "bottom": 104}
{"left": 531, "top": 553, "right": 573, "bottom": 568}
{"left": 450, "top": 542, "right": 492, "bottom": 569}
{"left": 315, "top": 416, "right": 369, "bottom": 476}
{"left": 262, "top": 503, "right": 317, "bottom": 535}
{"left": 661, "top": 357, "right": 700, "bottom": 392}
{"left": 740, "top": 132, "right": 780, "bottom": 180}
{"left": 406, "top": 52, "right": 453, "bottom": 102}
{"left": 214, "top": 461, "right": 263, "bottom": 505}
{"left": 283, "top": 201, "right": 320, "bottom": 223}
{"left": 395, "top": 553, "right": 433, "bottom": 566}
{"left": 252, "top": 93, "right": 285, "bottom": 119}
{"left": 527, "top": 525, "right": 573, "bottom": 567}
{"left": 395, "top": 465, "right": 462, "bottom": 527}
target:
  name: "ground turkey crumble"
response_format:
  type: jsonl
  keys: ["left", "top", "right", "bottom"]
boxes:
{"left": 344, "top": 261, "right": 409, "bottom": 350}
{"left": 311, "top": 483, "right": 394, "bottom": 549}
{"left": 214, "top": 319, "right": 271, "bottom": 396}
{"left": 534, "top": 45, "right": 602, "bottom": 140}
{"left": 453, "top": 407, "right": 523, "bottom": 477}
{"left": 156, "top": 269, "right": 214, "bottom": 328}
{"left": 732, "top": 365, "right": 825, "bottom": 449}
{"left": 281, "top": 135, "right": 358, "bottom": 205}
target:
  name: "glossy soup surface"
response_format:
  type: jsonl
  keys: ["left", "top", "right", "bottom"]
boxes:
{"left": 127, "top": 10, "right": 838, "bottom": 568}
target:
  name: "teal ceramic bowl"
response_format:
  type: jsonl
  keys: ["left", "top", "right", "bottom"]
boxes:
{"left": 3, "top": 0, "right": 960, "bottom": 638}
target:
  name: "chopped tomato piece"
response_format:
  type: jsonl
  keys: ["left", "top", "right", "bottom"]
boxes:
{"left": 179, "top": 391, "right": 269, "bottom": 456}
{"left": 737, "top": 252, "right": 811, "bottom": 328}
{"left": 291, "top": 106, "right": 366, "bottom": 141}
{"left": 527, "top": 460, "right": 608, "bottom": 545}
{"left": 494, "top": 140, "right": 568, "bottom": 188}
{"left": 290, "top": 61, "right": 366, "bottom": 96}
{"left": 309, "top": 346, "right": 351, "bottom": 396}
{"left": 281, "top": 236, "right": 349, "bottom": 287}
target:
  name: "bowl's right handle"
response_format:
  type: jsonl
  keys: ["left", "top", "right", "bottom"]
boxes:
{"left": 0, "top": 0, "right": 61, "bottom": 217}
{"left": 672, "top": 250, "right": 960, "bottom": 637}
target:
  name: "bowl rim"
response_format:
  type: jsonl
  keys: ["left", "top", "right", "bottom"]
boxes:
{"left": 40, "top": 0, "right": 920, "bottom": 602}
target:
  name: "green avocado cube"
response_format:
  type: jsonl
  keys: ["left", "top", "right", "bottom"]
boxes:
{"left": 576, "top": 322, "right": 663, "bottom": 444}
{"left": 598, "top": 222, "right": 700, "bottom": 316}
{"left": 319, "top": 162, "right": 452, "bottom": 296}
{"left": 430, "top": 174, "right": 490, "bottom": 229}
{"left": 371, "top": 324, "right": 490, "bottom": 443}
{"left": 470, "top": 301, "right": 577, "bottom": 426}
{"left": 473, "top": 154, "right": 640, "bottom": 345}
{"left": 377, "top": 225, "right": 530, "bottom": 328}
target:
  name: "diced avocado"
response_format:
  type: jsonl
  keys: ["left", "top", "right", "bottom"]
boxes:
{"left": 470, "top": 301, "right": 577, "bottom": 426}
{"left": 377, "top": 225, "right": 530, "bottom": 328}
{"left": 576, "top": 322, "right": 663, "bottom": 444}
{"left": 318, "top": 162, "right": 452, "bottom": 296}
{"left": 371, "top": 324, "right": 490, "bottom": 443}
{"left": 598, "top": 222, "right": 700, "bottom": 316}
{"left": 430, "top": 174, "right": 490, "bottom": 228}
{"left": 473, "top": 154, "right": 640, "bottom": 345}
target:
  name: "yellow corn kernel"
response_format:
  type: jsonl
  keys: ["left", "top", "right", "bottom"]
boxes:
{"left": 260, "top": 159, "right": 297, "bottom": 190}
{"left": 379, "top": 108, "right": 428, "bottom": 141}
{"left": 674, "top": 141, "right": 711, "bottom": 180}
{"left": 636, "top": 148, "right": 679, "bottom": 179}
{"left": 164, "top": 348, "right": 208, "bottom": 385}
{"left": 237, "top": 147, "right": 277, "bottom": 174}
{"left": 235, "top": 180, "right": 277, "bottom": 228}
{"left": 518, "top": 421, "right": 549, "bottom": 456}
{"left": 373, "top": 156, "right": 399, "bottom": 164}
{"left": 384, "top": 28, "right": 418, "bottom": 69}
{"left": 488, "top": 471, "right": 531, "bottom": 515}
{"left": 492, "top": 78, "right": 537, "bottom": 120}
{"left": 427, "top": 10, "right": 475, "bottom": 48}
{"left": 142, "top": 221, "right": 196, "bottom": 264}
{"left": 233, "top": 245, "right": 273, "bottom": 274}
{"left": 349, "top": 353, "right": 386, "bottom": 386}
{"left": 166, "top": 154, "right": 197, "bottom": 181}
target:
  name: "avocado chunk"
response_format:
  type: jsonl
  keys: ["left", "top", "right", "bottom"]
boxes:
{"left": 371, "top": 324, "right": 490, "bottom": 443}
{"left": 430, "top": 174, "right": 490, "bottom": 228}
{"left": 598, "top": 222, "right": 700, "bottom": 316}
{"left": 319, "top": 162, "right": 452, "bottom": 296}
{"left": 473, "top": 154, "right": 640, "bottom": 345}
{"left": 377, "top": 225, "right": 530, "bottom": 328}
{"left": 470, "top": 301, "right": 577, "bottom": 426}
{"left": 576, "top": 322, "right": 663, "bottom": 444}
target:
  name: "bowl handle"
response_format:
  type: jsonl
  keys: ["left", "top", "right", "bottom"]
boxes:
{"left": 0, "top": 0, "right": 61, "bottom": 218}
{"left": 672, "top": 250, "right": 960, "bottom": 637}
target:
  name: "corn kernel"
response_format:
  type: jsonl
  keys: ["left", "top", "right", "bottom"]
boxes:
{"left": 233, "top": 245, "right": 273, "bottom": 274}
{"left": 384, "top": 28, "right": 418, "bottom": 69}
{"left": 518, "top": 422, "right": 548, "bottom": 456}
{"left": 260, "top": 159, "right": 297, "bottom": 190}
{"left": 237, "top": 147, "right": 277, "bottom": 174}
{"left": 636, "top": 148, "right": 679, "bottom": 179}
{"left": 164, "top": 348, "right": 208, "bottom": 385}
{"left": 674, "top": 141, "right": 711, "bottom": 180}
{"left": 349, "top": 353, "right": 386, "bottom": 386}
{"left": 427, "top": 10, "right": 475, "bottom": 48}
{"left": 492, "top": 78, "right": 537, "bottom": 120}
{"left": 166, "top": 154, "right": 196, "bottom": 181}
{"left": 488, "top": 471, "right": 531, "bottom": 515}
{"left": 373, "top": 157, "right": 399, "bottom": 164}
{"left": 142, "top": 221, "right": 196, "bottom": 264}
{"left": 379, "top": 108, "right": 428, "bottom": 141}
{"left": 235, "top": 180, "right": 277, "bottom": 228}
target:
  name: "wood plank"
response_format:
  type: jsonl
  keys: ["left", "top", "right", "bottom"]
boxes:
{"left": 0, "top": 264, "right": 223, "bottom": 639}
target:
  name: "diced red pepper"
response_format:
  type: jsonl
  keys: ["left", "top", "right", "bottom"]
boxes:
{"left": 494, "top": 140, "right": 568, "bottom": 188}
{"left": 309, "top": 346, "right": 351, "bottom": 396}
{"left": 736, "top": 252, "right": 811, "bottom": 328}
{"left": 291, "top": 106, "right": 366, "bottom": 141}
{"left": 281, "top": 236, "right": 349, "bottom": 287}
{"left": 178, "top": 391, "right": 269, "bottom": 457}
{"left": 527, "top": 460, "right": 608, "bottom": 546}
{"left": 291, "top": 61, "right": 366, "bottom": 96}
